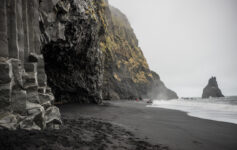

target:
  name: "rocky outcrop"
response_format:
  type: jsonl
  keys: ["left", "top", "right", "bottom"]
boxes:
{"left": 38, "top": 0, "right": 177, "bottom": 101}
{"left": 40, "top": 0, "right": 105, "bottom": 104}
{"left": 202, "top": 77, "right": 224, "bottom": 98}
{"left": 149, "top": 72, "right": 178, "bottom": 100}
{"left": 0, "top": 0, "right": 177, "bottom": 130}
{"left": 100, "top": 5, "right": 178, "bottom": 100}
{"left": 0, "top": 0, "right": 61, "bottom": 130}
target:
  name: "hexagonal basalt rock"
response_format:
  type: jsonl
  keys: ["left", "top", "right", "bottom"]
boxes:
{"left": 0, "top": 0, "right": 62, "bottom": 131}
{"left": 0, "top": 83, "right": 12, "bottom": 111}
{"left": 11, "top": 90, "right": 27, "bottom": 115}
{"left": 0, "top": 62, "right": 12, "bottom": 84}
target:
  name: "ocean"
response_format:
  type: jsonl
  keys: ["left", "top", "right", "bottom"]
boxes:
{"left": 148, "top": 96, "right": 237, "bottom": 124}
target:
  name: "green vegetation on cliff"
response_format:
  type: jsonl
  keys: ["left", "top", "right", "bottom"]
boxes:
{"left": 40, "top": 0, "right": 177, "bottom": 103}
{"left": 98, "top": 3, "right": 177, "bottom": 100}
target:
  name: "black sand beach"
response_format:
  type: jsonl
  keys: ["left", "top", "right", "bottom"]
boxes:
{"left": 1, "top": 100, "right": 237, "bottom": 150}
{"left": 0, "top": 117, "right": 164, "bottom": 150}
{"left": 60, "top": 101, "right": 237, "bottom": 150}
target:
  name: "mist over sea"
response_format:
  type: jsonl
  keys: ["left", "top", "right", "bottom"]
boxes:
{"left": 148, "top": 97, "right": 237, "bottom": 124}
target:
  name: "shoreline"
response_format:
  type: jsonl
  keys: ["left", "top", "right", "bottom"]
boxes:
{"left": 60, "top": 100, "right": 237, "bottom": 150}
{"left": 1, "top": 100, "right": 237, "bottom": 150}
{"left": 148, "top": 98, "right": 237, "bottom": 125}
{"left": 147, "top": 105, "right": 237, "bottom": 126}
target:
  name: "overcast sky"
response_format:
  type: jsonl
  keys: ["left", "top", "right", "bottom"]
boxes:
{"left": 109, "top": 0, "right": 237, "bottom": 97}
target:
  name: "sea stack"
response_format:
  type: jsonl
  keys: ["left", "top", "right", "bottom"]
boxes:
{"left": 202, "top": 77, "right": 224, "bottom": 98}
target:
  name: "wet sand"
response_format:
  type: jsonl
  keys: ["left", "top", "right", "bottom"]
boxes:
{"left": 60, "top": 100, "right": 237, "bottom": 150}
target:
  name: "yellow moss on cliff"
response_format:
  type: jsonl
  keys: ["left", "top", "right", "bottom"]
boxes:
{"left": 99, "top": 42, "right": 106, "bottom": 52}
{"left": 98, "top": 10, "right": 107, "bottom": 31}
{"left": 100, "top": 0, "right": 108, "bottom": 8}
{"left": 148, "top": 72, "right": 153, "bottom": 78}
{"left": 132, "top": 71, "right": 148, "bottom": 83}
{"left": 105, "top": 36, "right": 116, "bottom": 50}
{"left": 113, "top": 73, "right": 121, "bottom": 82}
{"left": 116, "top": 60, "right": 122, "bottom": 69}
{"left": 98, "top": 3, "right": 152, "bottom": 84}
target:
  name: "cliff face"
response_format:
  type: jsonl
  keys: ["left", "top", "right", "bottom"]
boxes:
{"left": 40, "top": 0, "right": 107, "bottom": 104}
{"left": 40, "top": 0, "right": 178, "bottom": 102}
{"left": 0, "top": 0, "right": 176, "bottom": 130}
{"left": 100, "top": 6, "right": 178, "bottom": 100}
{"left": 202, "top": 77, "right": 224, "bottom": 98}
{"left": 0, "top": 0, "right": 61, "bottom": 130}
{"left": 149, "top": 71, "right": 178, "bottom": 100}
{"left": 100, "top": 6, "right": 152, "bottom": 99}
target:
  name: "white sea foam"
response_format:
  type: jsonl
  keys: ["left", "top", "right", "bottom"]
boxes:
{"left": 148, "top": 97, "right": 237, "bottom": 124}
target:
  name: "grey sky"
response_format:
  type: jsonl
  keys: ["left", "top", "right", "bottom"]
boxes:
{"left": 109, "top": 0, "right": 237, "bottom": 97}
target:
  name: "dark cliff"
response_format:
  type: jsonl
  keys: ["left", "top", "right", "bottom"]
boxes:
{"left": 149, "top": 71, "right": 178, "bottom": 100}
{"left": 40, "top": 0, "right": 106, "bottom": 104}
{"left": 0, "top": 0, "right": 177, "bottom": 131}
{"left": 39, "top": 0, "right": 177, "bottom": 103}
{"left": 100, "top": 6, "right": 178, "bottom": 100}
{"left": 202, "top": 77, "right": 224, "bottom": 98}
{"left": 0, "top": 0, "right": 61, "bottom": 130}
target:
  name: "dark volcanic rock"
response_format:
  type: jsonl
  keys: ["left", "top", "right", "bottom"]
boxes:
{"left": 150, "top": 71, "right": 178, "bottom": 100}
{"left": 202, "top": 77, "right": 224, "bottom": 98}
{"left": 0, "top": 0, "right": 61, "bottom": 130}
{"left": 39, "top": 0, "right": 178, "bottom": 102}
{"left": 40, "top": 0, "right": 105, "bottom": 104}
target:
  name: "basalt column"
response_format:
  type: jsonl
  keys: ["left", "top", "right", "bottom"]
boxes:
{"left": 0, "top": 0, "right": 61, "bottom": 130}
{"left": 0, "top": 0, "right": 12, "bottom": 113}
{"left": 0, "top": 0, "right": 8, "bottom": 57}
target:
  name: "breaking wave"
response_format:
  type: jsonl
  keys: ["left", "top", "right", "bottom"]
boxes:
{"left": 148, "top": 97, "right": 237, "bottom": 124}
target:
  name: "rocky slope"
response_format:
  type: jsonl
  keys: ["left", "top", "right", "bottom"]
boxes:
{"left": 202, "top": 77, "right": 224, "bottom": 98}
{"left": 100, "top": 5, "right": 178, "bottom": 100}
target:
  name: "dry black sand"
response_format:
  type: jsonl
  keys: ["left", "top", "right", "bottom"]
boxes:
{"left": 1, "top": 100, "right": 237, "bottom": 150}
{"left": 60, "top": 101, "right": 237, "bottom": 150}
{"left": 0, "top": 116, "right": 167, "bottom": 150}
